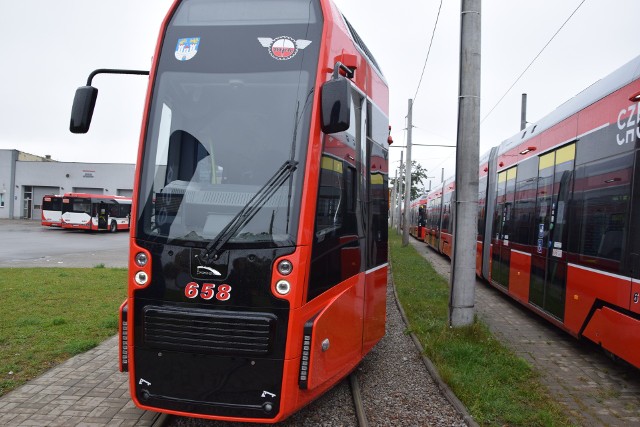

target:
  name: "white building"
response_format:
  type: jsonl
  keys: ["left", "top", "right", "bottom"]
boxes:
{"left": 0, "top": 149, "right": 135, "bottom": 220}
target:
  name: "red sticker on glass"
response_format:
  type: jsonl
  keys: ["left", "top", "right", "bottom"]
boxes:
{"left": 258, "top": 36, "right": 311, "bottom": 61}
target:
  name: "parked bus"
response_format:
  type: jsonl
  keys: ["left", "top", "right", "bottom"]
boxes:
{"left": 69, "top": 0, "right": 390, "bottom": 422}
{"left": 41, "top": 195, "right": 63, "bottom": 227}
{"left": 61, "top": 193, "right": 132, "bottom": 232}
{"left": 419, "top": 55, "right": 640, "bottom": 369}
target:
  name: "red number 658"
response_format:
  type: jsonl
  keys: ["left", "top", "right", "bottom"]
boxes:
{"left": 184, "top": 282, "right": 232, "bottom": 301}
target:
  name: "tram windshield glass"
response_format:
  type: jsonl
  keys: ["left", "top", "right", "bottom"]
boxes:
{"left": 136, "top": 0, "right": 322, "bottom": 248}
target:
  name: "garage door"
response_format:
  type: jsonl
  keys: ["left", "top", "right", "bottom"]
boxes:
{"left": 32, "top": 186, "right": 61, "bottom": 221}
{"left": 72, "top": 187, "right": 103, "bottom": 195}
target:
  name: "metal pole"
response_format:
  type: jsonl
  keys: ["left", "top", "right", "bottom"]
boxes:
{"left": 521, "top": 93, "right": 527, "bottom": 131}
{"left": 396, "top": 151, "right": 404, "bottom": 234}
{"left": 450, "top": 0, "right": 480, "bottom": 327}
{"left": 402, "top": 99, "right": 413, "bottom": 246}
{"left": 390, "top": 168, "right": 398, "bottom": 227}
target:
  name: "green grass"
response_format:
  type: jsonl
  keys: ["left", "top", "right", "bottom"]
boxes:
{"left": 389, "top": 231, "right": 573, "bottom": 426}
{"left": 0, "top": 268, "right": 127, "bottom": 397}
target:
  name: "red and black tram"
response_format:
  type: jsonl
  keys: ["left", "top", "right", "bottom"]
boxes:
{"left": 70, "top": 0, "right": 389, "bottom": 422}
{"left": 413, "top": 55, "right": 640, "bottom": 369}
{"left": 408, "top": 194, "right": 427, "bottom": 240}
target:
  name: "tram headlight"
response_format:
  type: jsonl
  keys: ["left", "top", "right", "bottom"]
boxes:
{"left": 134, "top": 271, "right": 149, "bottom": 286}
{"left": 275, "top": 280, "right": 291, "bottom": 295}
{"left": 277, "top": 259, "right": 293, "bottom": 276}
{"left": 134, "top": 252, "right": 148, "bottom": 267}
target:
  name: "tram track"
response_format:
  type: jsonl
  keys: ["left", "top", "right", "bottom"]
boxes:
{"left": 349, "top": 372, "right": 368, "bottom": 427}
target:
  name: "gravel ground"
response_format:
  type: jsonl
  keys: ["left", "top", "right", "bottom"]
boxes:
{"left": 356, "top": 275, "right": 466, "bottom": 427}
{"left": 169, "top": 271, "right": 466, "bottom": 427}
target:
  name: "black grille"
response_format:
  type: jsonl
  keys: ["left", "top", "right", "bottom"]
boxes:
{"left": 143, "top": 306, "right": 277, "bottom": 356}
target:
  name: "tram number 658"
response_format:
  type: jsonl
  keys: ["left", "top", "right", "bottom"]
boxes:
{"left": 185, "top": 282, "right": 232, "bottom": 301}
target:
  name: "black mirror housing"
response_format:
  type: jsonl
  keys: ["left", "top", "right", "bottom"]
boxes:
{"left": 321, "top": 77, "right": 351, "bottom": 134}
{"left": 70, "top": 86, "right": 98, "bottom": 134}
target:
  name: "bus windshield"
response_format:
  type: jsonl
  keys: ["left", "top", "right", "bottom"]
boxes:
{"left": 42, "top": 196, "right": 62, "bottom": 212}
{"left": 136, "top": 0, "right": 322, "bottom": 248}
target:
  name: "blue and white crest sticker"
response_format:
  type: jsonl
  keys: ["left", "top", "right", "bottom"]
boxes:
{"left": 175, "top": 37, "right": 200, "bottom": 61}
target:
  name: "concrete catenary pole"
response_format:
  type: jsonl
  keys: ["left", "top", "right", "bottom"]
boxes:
{"left": 396, "top": 150, "right": 403, "bottom": 234}
{"left": 450, "top": 0, "right": 480, "bottom": 327}
{"left": 402, "top": 99, "right": 413, "bottom": 246}
{"left": 521, "top": 93, "right": 527, "bottom": 131}
{"left": 390, "top": 168, "right": 398, "bottom": 227}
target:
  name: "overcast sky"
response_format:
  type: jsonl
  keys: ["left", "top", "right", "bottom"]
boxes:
{"left": 1, "top": 0, "right": 638, "bottom": 191}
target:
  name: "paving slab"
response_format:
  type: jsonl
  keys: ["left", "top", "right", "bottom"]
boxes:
{"left": 0, "top": 337, "right": 162, "bottom": 427}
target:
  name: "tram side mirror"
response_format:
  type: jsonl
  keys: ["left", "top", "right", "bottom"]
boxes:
{"left": 321, "top": 76, "right": 351, "bottom": 134}
{"left": 70, "top": 86, "right": 98, "bottom": 134}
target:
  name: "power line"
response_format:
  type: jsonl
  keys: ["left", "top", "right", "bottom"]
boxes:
{"left": 413, "top": 0, "right": 444, "bottom": 103}
{"left": 391, "top": 144, "right": 456, "bottom": 148}
{"left": 481, "top": 0, "right": 587, "bottom": 124}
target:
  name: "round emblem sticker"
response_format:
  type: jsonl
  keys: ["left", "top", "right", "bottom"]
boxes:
{"left": 271, "top": 37, "right": 296, "bottom": 59}
{"left": 258, "top": 37, "right": 312, "bottom": 61}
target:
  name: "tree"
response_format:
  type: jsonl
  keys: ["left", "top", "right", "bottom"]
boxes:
{"left": 390, "top": 160, "right": 429, "bottom": 201}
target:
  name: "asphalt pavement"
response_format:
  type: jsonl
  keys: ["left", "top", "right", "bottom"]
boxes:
{"left": 0, "top": 219, "right": 128, "bottom": 268}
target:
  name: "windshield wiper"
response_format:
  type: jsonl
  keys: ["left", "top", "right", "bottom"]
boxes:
{"left": 198, "top": 160, "right": 298, "bottom": 263}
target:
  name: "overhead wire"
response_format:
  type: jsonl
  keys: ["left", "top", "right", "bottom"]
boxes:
{"left": 481, "top": 0, "right": 587, "bottom": 124}
{"left": 412, "top": 0, "right": 444, "bottom": 103}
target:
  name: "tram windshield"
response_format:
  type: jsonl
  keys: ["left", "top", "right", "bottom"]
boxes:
{"left": 136, "top": 0, "right": 322, "bottom": 248}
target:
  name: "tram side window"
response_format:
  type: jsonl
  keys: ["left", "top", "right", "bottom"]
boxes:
{"left": 571, "top": 152, "right": 633, "bottom": 269}
{"left": 368, "top": 138, "right": 388, "bottom": 268}
{"left": 512, "top": 157, "right": 538, "bottom": 245}
{"left": 309, "top": 148, "right": 359, "bottom": 301}
{"left": 315, "top": 156, "right": 349, "bottom": 233}
{"left": 429, "top": 197, "right": 442, "bottom": 230}
{"left": 441, "top": 192, "right": 452, "bottom": 232}
{"left": 493, "top": 171, "right": 507, "bottom": 240}
{"left": 503, "top": 167, "right": 517, "bottom": 240}
{"left": 477, "top": 176, "right": 487, "bottom": 240}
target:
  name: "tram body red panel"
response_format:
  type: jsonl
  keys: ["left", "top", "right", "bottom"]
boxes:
{"left": 564, "top": 264, "right": 632, "bottom": 334}
{"left": 363, "top": 265, "right": 388, "bottom": 354}
{"left": 578, "top": 80, "right": 640, "bottom": 135}
{"left": 440, "top": 232, "right": 453, "bottom": 258}
{"left": 582, "top": 307, "right": 640, "bottom": 368}
{"left": 306, "top": 280, "right": 363, "bottom": 390}
{"left": 508, "top": 251, "right": 531, "bottom": 304}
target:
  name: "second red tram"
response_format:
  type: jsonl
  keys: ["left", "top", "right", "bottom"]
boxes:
{"left": 70, "top": 0, "right": 390, "bottom": 422}
{"left": 413, "top": 55, "right": 640, "bottom": 369}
